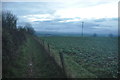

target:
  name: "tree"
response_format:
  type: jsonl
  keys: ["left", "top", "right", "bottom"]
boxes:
{"left": 2, "top": 11, "right": 26, "bottom": 77}
{"left": 93, "top": 33, "right": 97, "bottom": 37}
{"left": 2, "top": 10, "right": 36, "bottom": 77}
{"left": 109, "top": 33, "right": 113, "bottom": 37}
{"left": 2, "top": 11, "right": 17, "bottom": 30}
{"left": 24, "top": 23, "right": 35, "bottom": 35}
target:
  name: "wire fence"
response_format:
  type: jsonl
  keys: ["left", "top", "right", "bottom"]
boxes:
{"left": 33, "top": 36, "right": 97, "bottom": 78}
{"left": 33, "top": 37, "right": 68, "bottom": 77}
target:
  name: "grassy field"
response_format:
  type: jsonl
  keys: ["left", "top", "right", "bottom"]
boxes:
{"left": 40, "top": 36, "right": 118, "bottom": 78}
{"left": 6, "top": 35, "right": 65, "bottom": 78}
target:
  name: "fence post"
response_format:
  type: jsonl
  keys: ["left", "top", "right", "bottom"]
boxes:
{"left": 42, "top": 40, "right": 44, "bottom": 47}
{"left": 59, "top": 52, "right": 66, "bottom": 75}
{"left": 40, "top": 39, "right": 42, "bottom": 44}
{"left": 39, "top": 39, "right": 41, "bottom": 44}
{"left": 47, "top": 43, "right": 50, "bottom": 53}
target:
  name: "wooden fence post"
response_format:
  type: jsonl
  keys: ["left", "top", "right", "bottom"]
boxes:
{"left": 47, "top": 43, "right": 50, "bottom": 53}
{"left": 40, "top": 39, "right": 42, "bottom": 44}
{"left": 42, "top": 40, "right": 44, "bottom": 47}
{"left": 59, "top": 52, "right": 66, "bottom": 75}
{"left": 39, "top": 39, "right": 41, "bottom": 44}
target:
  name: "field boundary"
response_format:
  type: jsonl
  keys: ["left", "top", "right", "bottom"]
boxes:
{"left": 33, "top": 36, "right": 97, "bottom": 78}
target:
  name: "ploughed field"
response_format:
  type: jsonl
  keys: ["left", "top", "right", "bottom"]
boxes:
{"left": 40, "top": 36, "right": 118, "bottom": 78}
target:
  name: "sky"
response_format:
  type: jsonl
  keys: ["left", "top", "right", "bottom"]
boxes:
{"left": 2, "top": 0, "right": 119, "bottom": 35}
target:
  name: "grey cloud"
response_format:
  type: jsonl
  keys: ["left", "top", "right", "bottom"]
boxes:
{"left": 2, "top": 2, "right": 56, "bottom": 16}
{"left": 94, "top": 18, "right": 118, "bottom": 22}
{"left": 94, "top": 18, "right": 106, "bottom": 22}
{"left": 3, "top": 2, "right": 118, "bottom": 35}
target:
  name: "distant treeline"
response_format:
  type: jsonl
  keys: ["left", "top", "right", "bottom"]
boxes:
{"left": 2, "top": 11, "right": 35, "bottom": 77}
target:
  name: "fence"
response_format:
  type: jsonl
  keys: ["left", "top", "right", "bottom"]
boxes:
{"left": 33, "top": 36, "right": 97, "bottom": 78}
{"left": 36, "top": 38, "right": 65, "bottom": 71}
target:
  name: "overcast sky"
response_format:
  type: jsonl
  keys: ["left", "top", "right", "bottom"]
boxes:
{"left": 2, "top": 0, "right": 119, "bottom": 35}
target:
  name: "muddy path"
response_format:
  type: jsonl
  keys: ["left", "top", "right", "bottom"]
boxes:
{"left": 25, "top": 36, "right": 66, "bottom": 78}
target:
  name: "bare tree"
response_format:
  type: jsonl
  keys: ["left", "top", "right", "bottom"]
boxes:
{"left": 2, "top": 11, "right": 17, "bottom": 30}
{"left": 24, "top": 23, "right": 35, "bottom": 35}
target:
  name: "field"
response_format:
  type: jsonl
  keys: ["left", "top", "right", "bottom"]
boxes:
{"left": 3, "top": 35, "right": 65, "bottom": 78}
{"left": 40, "top": 36, "right": 118, "bottom": 78}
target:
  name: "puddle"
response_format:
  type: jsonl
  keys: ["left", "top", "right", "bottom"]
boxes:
{"left": 29, "top": 63, "right": 32, "bottom": 66}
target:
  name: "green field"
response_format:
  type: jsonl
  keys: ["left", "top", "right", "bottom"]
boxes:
{"left": 40, "top": 36, "right": 118, "bottom": 78}
{"left": 3, "top": 35, "right": 65, "bottom": 78}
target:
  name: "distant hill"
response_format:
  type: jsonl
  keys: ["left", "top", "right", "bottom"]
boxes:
{"left": 35, "top": 31, "right": 118, "bottom": 37}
